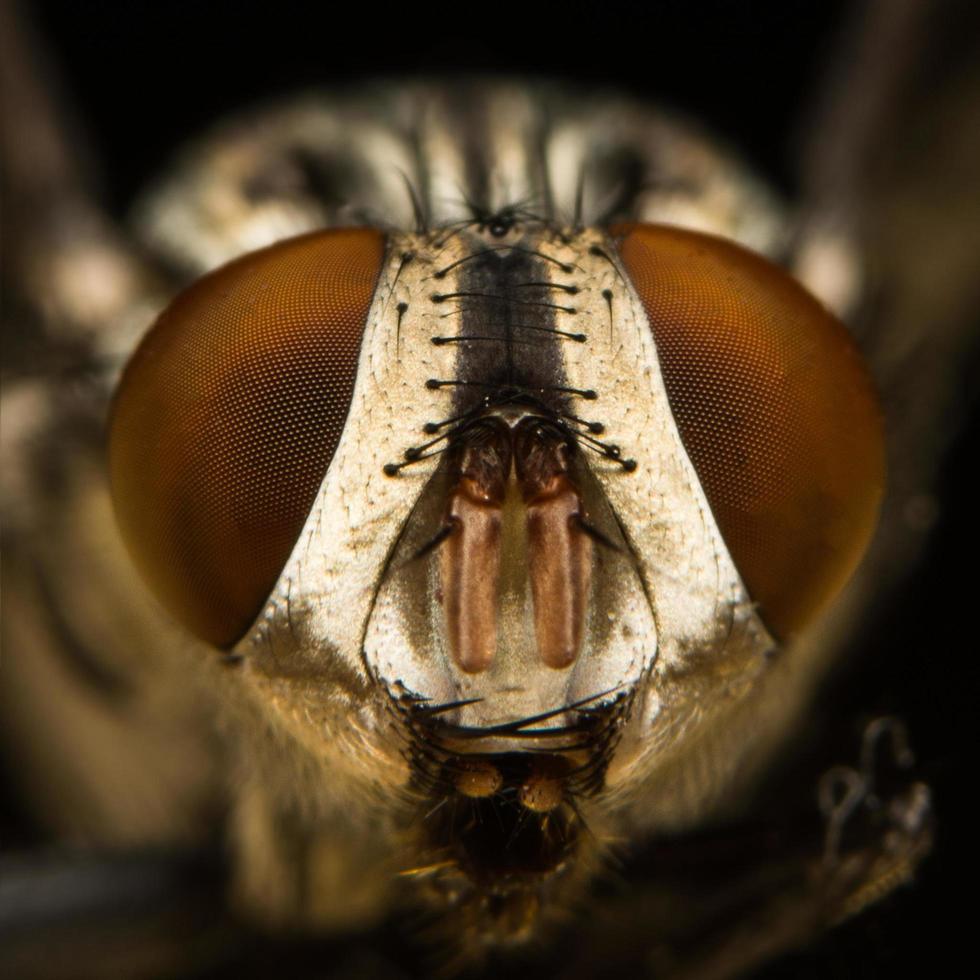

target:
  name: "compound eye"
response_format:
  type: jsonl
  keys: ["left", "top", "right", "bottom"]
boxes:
{"left": 613, "top": 223, "right": 884, "bottom": 638}
{"left": 108, "top": 229, "right": 386, "bottom": 647}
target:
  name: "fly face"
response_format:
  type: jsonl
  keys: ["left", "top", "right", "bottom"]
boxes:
{"left": 107, "top": 182, "right": 883, "bottom": 936}
{"left": 6, "top": 2, "right": 975, "bottom": 964}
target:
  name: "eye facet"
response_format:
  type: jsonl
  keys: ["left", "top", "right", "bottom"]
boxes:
{"left": 108, "top": 228, "right": 386, "bottom": 647}
{"left": 613, "top": 223, "right": 885, "bottom": 637}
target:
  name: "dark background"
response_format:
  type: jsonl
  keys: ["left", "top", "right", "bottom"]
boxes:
{"left": 27, "top": 0, "right": 852, "bottom": 208}
{"left": 6, "top": 0, "right": 978, "bottom": 976}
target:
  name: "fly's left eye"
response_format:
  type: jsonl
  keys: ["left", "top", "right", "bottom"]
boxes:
{"left": 108, "top": 229, "right": 386, "bottom": 647}
{"left": 613, "top": 223, "right": 885, "bottom": 638}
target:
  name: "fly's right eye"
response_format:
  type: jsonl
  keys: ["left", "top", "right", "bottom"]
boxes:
{"left": 108, "top": 228, "right": 386, "bottom": 647}
{"left": 613, "top": 223, "right": 885, "bottom": 638}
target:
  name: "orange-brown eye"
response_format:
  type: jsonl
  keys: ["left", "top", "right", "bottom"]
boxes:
{"left": 613, "top": 223, "right": 884, "bottom": 638}
{"left": 108, "top": 228, "right": 386, "bottom": 647}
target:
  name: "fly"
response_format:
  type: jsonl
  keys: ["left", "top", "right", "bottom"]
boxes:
{"left": 4, "top": 4, "right": 975, "bottom": 975}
